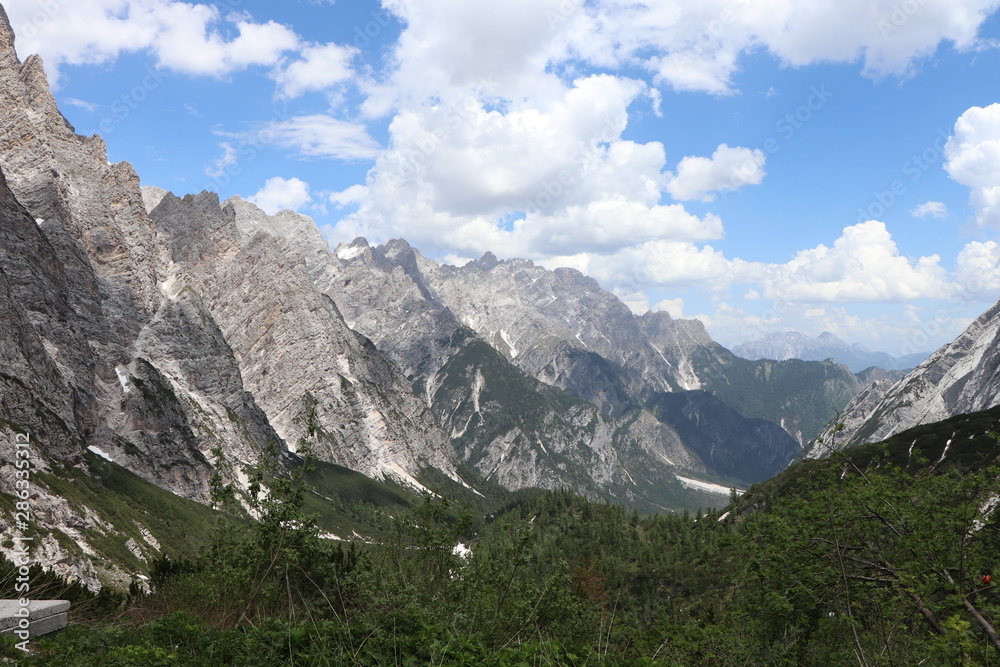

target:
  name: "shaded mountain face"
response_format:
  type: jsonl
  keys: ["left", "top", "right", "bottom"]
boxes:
{"left": 806, "top": 299, "right": 1000, "bottom": 457}
{"left": 645, "top": 391, "right": 803, "bottom": 482}
{"left": 733, "top": 331, "right": 930, "bottom": 373}
{"left": 146, "top": 192, "right": 457, "bottom": 490}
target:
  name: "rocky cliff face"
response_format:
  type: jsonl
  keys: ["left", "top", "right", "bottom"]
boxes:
{"left": 147, "top": 191, "right": 457, "bottom": 490}
{"left": 216, "top": 211, "right": 811, "bottom": 499}
{"left": 221, "top": 201, "right": 715, "bottom": 506}
{"left": 0, "top": 4, "right": 219, "bottom": 499}
{"left": 0, "top": 3, "right": 461, "bottom": 591}
{"left": 324, "top": 237, "right": 859, "bottom": 449}
{"left": 806, "top": 299, "right": 1000, "bottom": 456}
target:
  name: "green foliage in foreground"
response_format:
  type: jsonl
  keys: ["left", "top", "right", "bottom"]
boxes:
{"left": 7, "top": 428, "right": 1000, "bottom": 665}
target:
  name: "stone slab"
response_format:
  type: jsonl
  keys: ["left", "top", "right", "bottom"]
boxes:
{"left": 0, "top": 600, "right": 70, "bottom": 637}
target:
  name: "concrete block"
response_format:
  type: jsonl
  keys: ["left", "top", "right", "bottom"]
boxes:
{"left": 0, "top": 600, "right": 70, "bottom": 637}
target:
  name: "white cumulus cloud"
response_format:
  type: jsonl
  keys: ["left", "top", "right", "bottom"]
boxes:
{"left": 273, "top": 42, "right": 357, "bottom": 98}
{"left": 328, "top": 184, "right": 369, "bottom": 208}
{"left": 574, "top": 0, "right": 1000, "bottom": 94}
{"left": 4, "top": 0, "right": 301, "bottom": 84}
{"left": 249, "top": 176, "right": 311, "bottom": 215}
{"left": 338, "top": 74, "right": 722, "bottom": 260}
{"left": 945, "top": 103, "right": 1000, "bottom": 229}
{"left": 754, "top": 220, "right": 953, "bottom": 302}
{"left": 667, "top": 144, "right": 766, "bottom": 202}
{"left": 955, "top": 240, "right": 1000, "bottom": 297}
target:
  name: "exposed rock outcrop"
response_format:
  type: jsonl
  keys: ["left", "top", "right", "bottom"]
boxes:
{"left": 807, "top": 300, "right": 1000, "bottom": 456}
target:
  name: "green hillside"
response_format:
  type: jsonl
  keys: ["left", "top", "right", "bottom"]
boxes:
{"left": 6, "top": 407, "right": 999, "bottom": 664}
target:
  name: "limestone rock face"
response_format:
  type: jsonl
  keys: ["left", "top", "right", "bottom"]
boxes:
{"left": 807, "top": 300, "right": 1000, "bottom": 456}
{"left": 0, "top": 17, "right": 165, "bottom": 322}
{"left": 220, "top": 202, "right": 714, "bottom": 502}
{"left": 220, "top": 203, "right": 804, "bottom": 506}
{"left": 133, "top": 289, "right": 283, "bottom": 475}
{"left": 0, "top": 6, "right": 277, "bottom": 586}
{"left": 148, "top": 192, "right": 457, "bottom": 489}
{"left": 0, "top": 3, "right": 221, "bottom": 499}
{"left": 0, "top": 0, "right": 464, "bottom": 587}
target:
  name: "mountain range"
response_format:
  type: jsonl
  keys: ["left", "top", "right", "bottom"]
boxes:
{"left": 0, "top": 1, "right": 998, "bottom": 596}
{"left": 733, "top": 330, "right": 929, "bottom": 373}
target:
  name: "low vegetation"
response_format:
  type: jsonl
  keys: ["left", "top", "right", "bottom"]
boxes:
{"left": 2, "top": 417, "right": 999, "bottom": 665}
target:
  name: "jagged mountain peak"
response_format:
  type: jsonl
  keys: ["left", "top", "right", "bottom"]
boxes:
{"left": 472, "top": 250, "right": 500, "bottom": 270}
{"left": 640, "top": 310, "right": 715, "bottom": 350}
{"left": 141, "top": 185, "right": 170, "bottom": 214}
{"left": 222, "top": 195, "right": 331, "bottom": 266}
{"left": 334, "top": 236, "right": 371, "bottom": 262}
{"left": 149, "top": 190, "right": 241, "bottom": 269}
{"left": 0, "top": 4, "right": 14, "bottom": 61}
{"left": 382, "top": 237, "right": 412, "bottom": 254}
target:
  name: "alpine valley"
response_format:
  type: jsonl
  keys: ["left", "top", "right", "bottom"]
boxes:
{"left": 0, "top": 0, "right": 869, "bottom": 586}
{"left": 1, "top": 3, "right": 999, "bottom": 664}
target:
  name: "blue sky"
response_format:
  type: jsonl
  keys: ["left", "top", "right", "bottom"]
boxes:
{"left": 6, "top": 0, "right": 1000, "bottom": 355}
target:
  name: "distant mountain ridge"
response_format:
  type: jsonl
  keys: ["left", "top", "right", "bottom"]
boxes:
{"left": 733, "top": 331, "right": 929, "bottom": 373}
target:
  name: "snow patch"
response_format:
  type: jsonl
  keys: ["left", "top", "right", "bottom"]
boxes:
{"left": 934, "top": 434, "right": 955, "bottom": 466}
{"left": 115, "top": 366, "right": 131, "bottom": 394}
{"left": 336, "top": 243, "right": 365, "bottom": 261}
{"left": 453, "top": 542, "right": 472, "bottom": 559}
{"left": 674, "top": 474, "right": 742, "bottom": 496}
{"left": 499, "top": 329, "right": 519, "bottom": 358}
{"left": 87, "top": 445, "right": 113, "bottom": 462}
{"left": 318, "top": 531, "right": 346, "bottom": 541}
